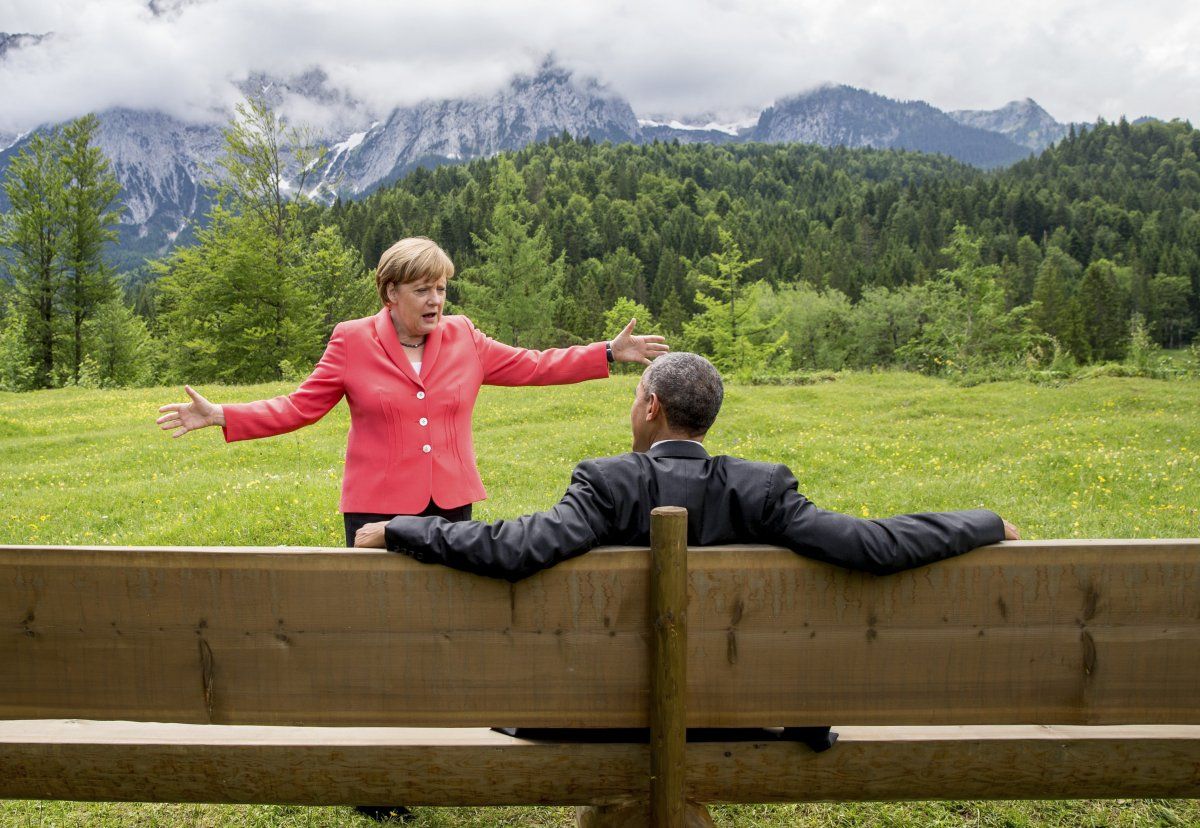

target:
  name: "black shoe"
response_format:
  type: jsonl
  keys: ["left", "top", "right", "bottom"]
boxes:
{"left": 354, "top": 805, "right": 414, "bottom": 822}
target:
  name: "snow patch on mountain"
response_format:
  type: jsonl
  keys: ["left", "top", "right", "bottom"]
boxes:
{"left": 637, "top": 117, "right": 754, "bottom": 136}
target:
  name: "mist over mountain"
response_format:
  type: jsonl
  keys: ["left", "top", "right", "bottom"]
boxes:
{"left": 235, "top": 68, "right": 376, "bottom": 140}
{"left": 0, "top": 49, "right": 1108, "bottom": 266}
{"left": 318, "top": 60, "right": 639, "bottom": 197}
{"left": 1, "top": 32, "right": 49, "bottom": 150}
{"left": 0, "top": 31, "right": 49, "bottom": 59}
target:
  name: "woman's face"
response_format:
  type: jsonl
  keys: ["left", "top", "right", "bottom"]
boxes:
{"left": 387, "top": 277, "right": 447, "bottom": 339}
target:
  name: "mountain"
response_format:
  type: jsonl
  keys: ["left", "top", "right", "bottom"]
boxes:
{"left": 3, "top": 52, "right": 1114, "bottom": 267}
{"left": 0, "top": 59, "right": 637, "bottom": 263}
{"left": 0, "top": 109, "right": 223, "bottom": 269}
{"left": 235, "top": 67, "right": 376, "bottom": 143}
{"left": 0, "top": 31, "right": 48, "bottom": 59}
{"left": 318, "top": 60, "right": 639, "bottom": 196}
{"left": 753, "top": 85, "right": 1032, "bottom": 168}
{"left": 87, "top": 109, "right": 224, "bottom": 264}
{"left": 948, "top": 98, "right": 1069, "bottom": 151}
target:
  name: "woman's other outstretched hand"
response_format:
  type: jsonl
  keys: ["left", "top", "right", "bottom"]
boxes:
{"left": 610, "top": 318, "right": 670, "bottom": 366}
{"left": 156, "top": 385, "right": 225, "bottom": 437}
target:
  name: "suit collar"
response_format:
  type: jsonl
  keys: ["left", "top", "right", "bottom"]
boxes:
{"left": 373, "top": 307, "right": 429, "bottom": 387}
{"left": 647, "top": 440, "right": 710, "bottom": 460}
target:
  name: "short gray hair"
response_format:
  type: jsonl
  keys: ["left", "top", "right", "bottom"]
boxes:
{"left": 642, "top": 352, "right": 724, "bottom": 435}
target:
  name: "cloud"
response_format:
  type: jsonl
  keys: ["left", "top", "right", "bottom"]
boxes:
{"left": 1, "top": 0, "right": 1197, "bottom": 133}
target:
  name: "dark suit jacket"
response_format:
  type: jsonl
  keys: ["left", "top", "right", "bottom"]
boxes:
{"left": 385, "top": 440, "right": 1005, "bottom": 582}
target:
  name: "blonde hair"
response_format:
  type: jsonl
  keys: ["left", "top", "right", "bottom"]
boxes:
{"left": 375, "top": 237, "right": 455, "bottom": 305}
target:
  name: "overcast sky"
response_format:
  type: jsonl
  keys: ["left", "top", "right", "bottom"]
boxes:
{"left": 2, "top": 0, "right": 1198, "bottom": 133}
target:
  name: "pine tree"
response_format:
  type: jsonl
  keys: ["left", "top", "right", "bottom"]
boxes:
{"left": 459, "top": 157, "right": 562, "bottom": 348}
{"left": 1010, "top": 235, "right": 1043, "bottom": 307}
{"left": 895, "top": 225, "right": 1037, "bottom": 373}
{"left": 60, "top": 115, "right": 122, "bottom": 384}
{"left": 301, "top": 224, "right": 376, "bottom": 340}
{"left": 683, "top": 227, "right": 786, "bottom": 375}
{"left": 1073, "top": 259, "right": 1129, "bottom": 361}
{"left": 0, "top": 294, "right": 36, "bottom": 391}
{"left": 554, "top": 265, "right": 605, "bottom": 343}
{"left": 0, "top": 130, "right": 69, "bottom": 387}
{"left": 85, "top": 299, "right": 156, "bottom": 387}
{"left": 1031, "top": 247, "right": 1083, "bottom": 357}
{"left": 1147, "top": 274, "right": 1194, "bottom": 347}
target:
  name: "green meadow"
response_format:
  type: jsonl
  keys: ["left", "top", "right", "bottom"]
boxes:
{"left": 1, "top": 372, "right": 1199, "bottom": 826}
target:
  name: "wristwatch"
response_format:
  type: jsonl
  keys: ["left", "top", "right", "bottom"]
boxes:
{"left": 605, "top": 342, "right": 615, "bottom": 363}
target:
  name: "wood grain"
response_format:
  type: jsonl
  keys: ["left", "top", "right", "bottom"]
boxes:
{"left": 1, "top": 721, "right": 1197, "bottom": 804}
{"left": 3, "top": 540, "right": 1199, "bottom": 727}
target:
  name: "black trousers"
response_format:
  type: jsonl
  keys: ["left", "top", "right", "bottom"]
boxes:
{"left": 343, "top": 501, "right": 473, "bottom": 547}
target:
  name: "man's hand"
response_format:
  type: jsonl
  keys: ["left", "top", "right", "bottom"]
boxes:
{"left": 156, "top": 385, "right": 224, "bottom": 437}
{"left": 1002, "top": 519, "right": 1021, "bottom": 540}
{"left": 354, "top": 521, "right": 389, "bottom": 548}
{"left": 610, "top": 318, "right": 670, "bottom": 365}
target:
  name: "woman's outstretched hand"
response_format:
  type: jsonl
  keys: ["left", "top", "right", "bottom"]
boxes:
{"left": 610, "top": 318, "right": 670, "bottom": 366}
{"left": 156, "top": 385, "right": 225, "bottom": 437}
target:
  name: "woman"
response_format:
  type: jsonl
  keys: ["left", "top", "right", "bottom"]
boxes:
{"left": 156, "top": 237, "right": 668, "bottom": 546}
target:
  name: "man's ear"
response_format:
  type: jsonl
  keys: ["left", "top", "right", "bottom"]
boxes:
{"left": 645, "top": 392, "right": 662, "bottom": 421}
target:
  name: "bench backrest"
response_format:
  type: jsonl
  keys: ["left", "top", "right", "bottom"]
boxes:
{"left": 3, "top": 539, "right": 1199, "bottom": 727}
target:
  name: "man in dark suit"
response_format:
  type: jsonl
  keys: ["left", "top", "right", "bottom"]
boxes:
{"left": 354, "top": 352, "right": 1018, "bottom": 577}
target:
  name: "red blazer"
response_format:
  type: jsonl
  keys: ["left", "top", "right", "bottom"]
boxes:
{"left": 222, "top": 310, "right": 609, "bottom": 514}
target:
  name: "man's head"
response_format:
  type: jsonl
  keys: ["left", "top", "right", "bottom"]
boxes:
{"left": 630, "top": 352, "right": 724, "bottom": 452}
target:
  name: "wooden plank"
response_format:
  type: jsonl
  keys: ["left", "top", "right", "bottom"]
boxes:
{"left": 685, "top": 540, "right": 1200, "bottom": 726}
{"left": 1, "top": 721, "right": 1198, "bottom": 804}
{"left": 2, "top": 540, "right": 1199, "bottom": 726}
{"left": 693, "top": 724, "right": 1200, "bottom": 803}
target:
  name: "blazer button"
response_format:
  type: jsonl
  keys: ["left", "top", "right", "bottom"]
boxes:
{"left": 416, "top": 391, "right": 426, "bottom": 400}
{"left": 419, "top": 417, "right": 428, "bottom": 426}
{"left": 422, "top": 444, "right": 431, "bottom": 453}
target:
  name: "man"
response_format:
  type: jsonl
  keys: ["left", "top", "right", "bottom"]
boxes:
{"left": 355, "top": 352, "right": 1018, "bottom": 577}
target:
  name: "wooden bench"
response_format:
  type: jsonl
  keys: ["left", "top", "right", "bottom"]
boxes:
{"left": 3, "top": 507, "right": 1199, "bottom": 827}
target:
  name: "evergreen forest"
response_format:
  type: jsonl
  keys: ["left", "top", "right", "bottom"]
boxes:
{"left": 2, "top": 106, "right": 1199, "bottom": 390}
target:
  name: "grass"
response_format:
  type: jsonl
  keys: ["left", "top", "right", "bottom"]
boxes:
{"left": 2, "top": 371, "right": 1199, "bottom": 826}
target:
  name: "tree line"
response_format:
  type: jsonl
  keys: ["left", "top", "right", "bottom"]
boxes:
{"left": 0, "top": 115, "right": 153, "bottom": 390}
{"left": 327, "top": 120, "right": 1200, "bottom": 378}
{"left": 2, "top": 104, "right": 1198, "bottom": 391}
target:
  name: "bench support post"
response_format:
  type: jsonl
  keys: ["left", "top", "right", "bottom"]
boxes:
{"left": 576, "top": 506, "right": 715, "bottom": 827}
{"left": 651, "top": 506, "right": 689, "bottom": 828}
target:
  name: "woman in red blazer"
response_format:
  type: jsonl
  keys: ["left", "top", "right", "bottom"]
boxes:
{"left": 157, "top": 237, "right": 668, "bottom": 546}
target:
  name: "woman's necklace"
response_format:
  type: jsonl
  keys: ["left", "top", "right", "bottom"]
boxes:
{"left": 399, "top": 336, "right": 426, "bottom": 349}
